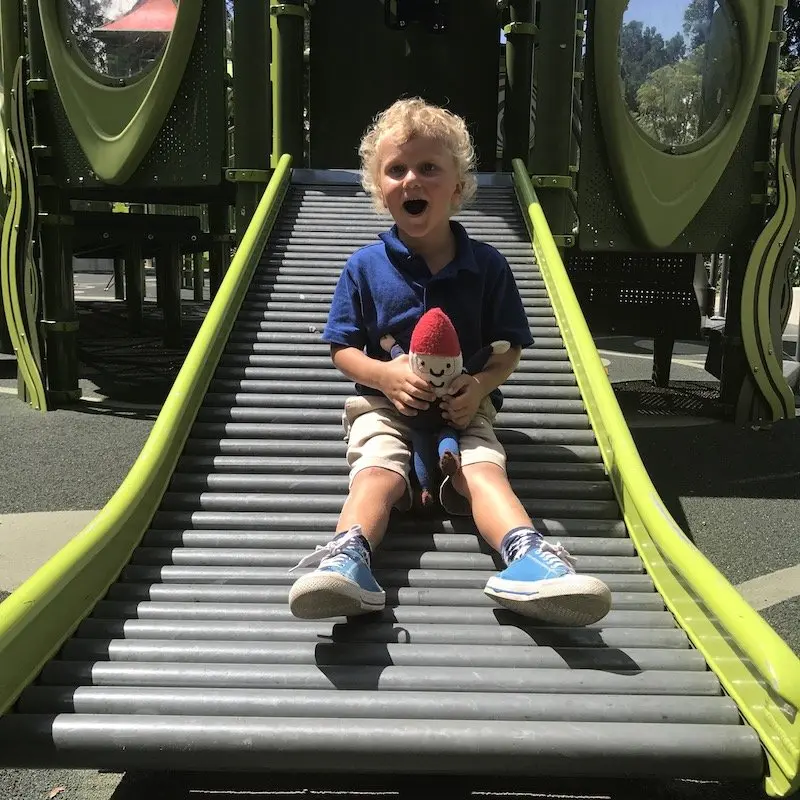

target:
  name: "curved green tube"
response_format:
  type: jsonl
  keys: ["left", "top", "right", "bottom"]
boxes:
{"left": 0, "top": 112, "right": 47, "bottom": 409}
{"left": 740, "top": 143, "right": 797, "bottom": 422}
{"left": 512, "top": 158, "right": 800, "bottom": 797}
{"left": 0, "top": 154, "right": 292, "bottom": 715}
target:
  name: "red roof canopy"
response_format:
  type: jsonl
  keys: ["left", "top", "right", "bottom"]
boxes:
{"left": 96, "top": 0, "right": 178, "bottom": 33}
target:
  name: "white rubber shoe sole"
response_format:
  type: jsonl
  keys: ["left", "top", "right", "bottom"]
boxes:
{"left": 484, "top": 573, "right": 612, "bottom": 627}
{"left": 289, "top": 571, "right": 386, "bottom": 619}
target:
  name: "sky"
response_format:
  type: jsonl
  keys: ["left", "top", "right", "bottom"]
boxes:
{"left": 500, "top": 1, "right": 693, "bottom": 44}
{"left": 623, "top": 0, "right": 691, "bottom": 39}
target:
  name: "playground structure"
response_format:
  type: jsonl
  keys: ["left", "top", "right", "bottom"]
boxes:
{"left": 0, "top": 0, "right": 799, "bottom": 796}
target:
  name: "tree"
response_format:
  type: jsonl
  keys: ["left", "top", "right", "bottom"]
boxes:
{"left": 683, "top": 0, "right": 717, "bottom": 51}
{"left": 618, "top": 20, "right": 685, "bottom": 112}
{"left": 634, "top": 48, "right": 704, "bottom": 146}
{"left": 64, "top": 0, "right": 107, "bottom": 73}
{"left": 781, "top": 0, "right": 800, "bottom": 70}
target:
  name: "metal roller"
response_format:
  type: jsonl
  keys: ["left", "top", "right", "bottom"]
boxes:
{"left": 0, "top": 716, "right": 763, "bottom": 776}
{"left": 15, "top": 687, "right": 741, "bottom": 726}
{"left": 36, "top": 661, "right": 723, "bottom": 694}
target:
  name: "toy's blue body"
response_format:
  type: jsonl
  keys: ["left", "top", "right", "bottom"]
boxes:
{"left": 388, "top": 342, "right": 496, "bottom": 506}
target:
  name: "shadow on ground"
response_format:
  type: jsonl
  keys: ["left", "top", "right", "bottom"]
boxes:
{"left": 76, "top": 300, "right": 210, "bottom": 405}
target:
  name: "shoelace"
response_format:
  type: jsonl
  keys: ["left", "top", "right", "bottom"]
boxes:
{"left": 505, "top": 529, "right": 577, "bottom": 570}
{"left": 288, "top": 525, "right": 365, "bottom": 573}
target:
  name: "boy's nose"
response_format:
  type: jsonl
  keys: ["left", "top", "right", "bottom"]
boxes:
{"left": 403, "top": 169, "right": 421, "bottom": 187}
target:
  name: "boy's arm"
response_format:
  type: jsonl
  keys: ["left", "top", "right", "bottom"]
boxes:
{"left": 331, "top": 345, "right": 435, "bottom": 415}
{"left": 470, "top": 345, "right": 522, "bottom": 396}
{"left": 441, "top": 346, "right": 521, "bottom": 429}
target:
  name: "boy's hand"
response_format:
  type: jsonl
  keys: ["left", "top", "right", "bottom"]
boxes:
{"left": 379, "top": 356, "right": 436, "bottom": 416}
{"left": 441, "top": 374, "right": 483, "bottom": 429}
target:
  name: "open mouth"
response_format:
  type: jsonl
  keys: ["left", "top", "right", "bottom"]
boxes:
{"left": 403, "top": 199, "right": 428, "bottom": 216}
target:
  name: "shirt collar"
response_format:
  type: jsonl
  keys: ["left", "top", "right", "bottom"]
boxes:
{"left": 379, "top": 220, "right": 480, "bottom": 275}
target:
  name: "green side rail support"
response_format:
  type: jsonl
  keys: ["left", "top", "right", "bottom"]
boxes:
{"left": 0, "top": 153, "right": 293, "bottom": 716}
{"left": 512, "top": 158, "right": 800, "bottom": 798}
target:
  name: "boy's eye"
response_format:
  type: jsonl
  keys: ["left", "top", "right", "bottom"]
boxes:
{"left": 422, "top": 163, "right": 437, "bottom": 173}
{"left": 388, "top": 164, "right": 405, "bottom": 177}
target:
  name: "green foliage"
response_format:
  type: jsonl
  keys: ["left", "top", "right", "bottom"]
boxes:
{"left": 682, "top": 0, "right": 715, "bottom": 50}
{"left": 781, "top": 0, "right": 800, "bottom": 70}
{"left": 64, "top": 0, "right": 107, "bottom": 72}
{"left": 634, "top": 49, "right": 703, "bottom": 146}
{"left": 618, "top": 20, "right": 685, "bottom": 112}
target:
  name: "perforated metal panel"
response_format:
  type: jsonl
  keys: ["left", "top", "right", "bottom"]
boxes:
{"left": 48, "top": 0, "right": 225, "bottom": 191}
{"left": 576, "top": 9, "right": 764, "bottom": 253}
{"left": 566, "top": 252, "right": 702, "bottom": 337}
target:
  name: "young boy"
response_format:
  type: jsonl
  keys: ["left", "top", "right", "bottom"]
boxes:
{"left": 288, "top": 98, "right": 612, "bottom": 626}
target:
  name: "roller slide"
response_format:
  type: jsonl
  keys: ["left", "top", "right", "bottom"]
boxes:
{"left": 0, "top": 157, "right": 798, "bottom": 795}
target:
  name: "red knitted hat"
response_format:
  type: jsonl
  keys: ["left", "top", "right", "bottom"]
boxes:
{"left": 410, "top": 308, "right": 461, "bottom": 357}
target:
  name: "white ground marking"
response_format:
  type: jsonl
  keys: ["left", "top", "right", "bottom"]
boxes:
{"left": 735, "top": 564, "right": 800, "bottom": 611}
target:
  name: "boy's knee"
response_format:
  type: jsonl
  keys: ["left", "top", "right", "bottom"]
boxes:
{"left": 454, "top": 462, "right": 507, "bottom": 497}
{"left": 352, "top": 466, "right": 407, "bottom": 502}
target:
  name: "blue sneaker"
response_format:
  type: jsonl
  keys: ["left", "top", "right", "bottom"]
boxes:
{"left": 288, "top": 525, "right": 385, "bottom": 619}
{"left": 484, "top": 529, "right": 612, "bottom": 626}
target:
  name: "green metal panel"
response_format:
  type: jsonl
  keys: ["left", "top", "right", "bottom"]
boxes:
{"left": 46, "top": 0, "right": 226, "bottom": 192}
{"left": 308, "top": 0, "right": 500, "bottom": 170}
{"left": 590, "top": 0, "right": 773, "bottom": 248}
{"left": 37, "top": 0, "right": 202, "bottom": 185}
{"left": 577, "top": 1, "right": 764, "bottom": 253}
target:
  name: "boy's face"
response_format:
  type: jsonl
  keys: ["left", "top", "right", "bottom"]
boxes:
{"left": 376, "top": 134, "right": 462, "bottom": 243}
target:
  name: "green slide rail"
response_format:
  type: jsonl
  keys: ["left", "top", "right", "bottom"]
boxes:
{"left": 512, "top": 158, "right": 800, "bottom": 798}
{"left": 0, "top": 153, "right": 292, "bottom": 716}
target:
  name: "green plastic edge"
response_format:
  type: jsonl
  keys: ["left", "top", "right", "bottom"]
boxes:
{"left": 38, "top": 0, "right": 201, "bottom": 184}
{"left": 0, "top": 110, "right": 46, "bottom": 410}
{"left": 16, "top": 52, "right": 46, "bottom": 403}
{"left": 594, "top": 0, "right": 771, "bottom": 248}
{"left": 740, "top": 142, "right": 797, "bottom": 421}
{"left": 0, "top": 153, "right": 293, "bottom": 715}
{"left": 0, "top": 0, "right": 22, "bottom": 190}
{"left": 512, "top": 158, "right": 800, "bottom": 798}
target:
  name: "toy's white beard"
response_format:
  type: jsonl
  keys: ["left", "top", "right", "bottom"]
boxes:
{"left": 410, "top": 351, "right": 463, "bottom": 397}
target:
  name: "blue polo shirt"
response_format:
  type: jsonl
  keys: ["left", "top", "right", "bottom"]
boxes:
{"left": 322, "top": 220, "right": 533, "bottom": 399}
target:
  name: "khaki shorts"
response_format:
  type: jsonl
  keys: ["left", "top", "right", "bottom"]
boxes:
{"left": 341, "top": 394, "right": 507, "bottom": 516}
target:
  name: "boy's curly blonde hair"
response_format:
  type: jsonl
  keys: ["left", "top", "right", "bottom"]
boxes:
{"left": 358, "top": 98, "right": 478, "bottom": 214}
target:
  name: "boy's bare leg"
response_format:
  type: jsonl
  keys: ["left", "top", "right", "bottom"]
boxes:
{"left": 288, "top": 466, "right": 406, "bottom": 619}
{"left": 449, "top": 463, "right": 532, "bottom": 550}
{"left": 337, "top": 466, "right": 408, "bottom": 549}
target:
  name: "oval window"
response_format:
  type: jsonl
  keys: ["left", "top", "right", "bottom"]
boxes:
{"left": 618, "top": 0, "right": 741, "bottom": 150}
{"left": 61, "top": 0, "right": 178, "bottom": 82}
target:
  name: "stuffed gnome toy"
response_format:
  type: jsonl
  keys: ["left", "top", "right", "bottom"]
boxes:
{"left": 381, "top": 307, "right": 510, "bottom": 507}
